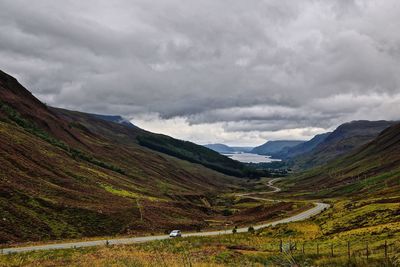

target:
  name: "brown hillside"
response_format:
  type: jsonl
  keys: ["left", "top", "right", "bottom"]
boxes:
{"left": 0, "top": 70, "right": 241, "bottom": 244}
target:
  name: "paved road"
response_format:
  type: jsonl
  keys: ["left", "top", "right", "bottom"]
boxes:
{"left": 1, "top": 179, "right": 329, "bottom": 254}
{"left": 236, "top": 178, "right": 281, "bottom": 202}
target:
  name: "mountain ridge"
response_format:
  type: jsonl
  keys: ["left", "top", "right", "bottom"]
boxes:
{"left": 274, "top": 133, "right": 331, "bottom": 159}
{"left": 286, "top": 122, "right": 400, "bottom": 198}
{"left": 293, "top": 120, "right": 396, "bottom": 169}
{"left": 251, "top": 140, "right": 305, "bottom": 156}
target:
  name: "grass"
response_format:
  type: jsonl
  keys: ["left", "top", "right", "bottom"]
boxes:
{"left": 2, "top": 194, "right": 399, "bottom": 266}
{"left": 99, "top": 184, "right": 163, "bottom": 202}
{"left": 2, "top": 230, "right": 399, "bottom": 266}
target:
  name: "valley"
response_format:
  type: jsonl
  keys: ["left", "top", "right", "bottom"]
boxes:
{"left": 0, "top": 69, "right": 399, "bottom": 266}
{"left": 1, "top": 2, "right": 400, "bottom": 266}
{"left": 1, "top": 179, "right": 328, "bottom": 254}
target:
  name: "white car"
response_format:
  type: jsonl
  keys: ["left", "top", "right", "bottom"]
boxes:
{"left": 169, "top": 230, "right": 182, "bottom": 238}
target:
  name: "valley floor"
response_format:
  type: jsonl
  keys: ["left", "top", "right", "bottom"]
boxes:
{"left": 0, "top": 179, "right": 320, "bottom": 252}
{"left": 1, "top": 179, "right": 399, "bottom": 266}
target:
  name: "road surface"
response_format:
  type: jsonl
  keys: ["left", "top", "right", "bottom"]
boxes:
{"left": 236, "top": 178, "right": 281, "bottom": 201}
{"left": 1, "top": 179, "right": 329, "bottom": 254}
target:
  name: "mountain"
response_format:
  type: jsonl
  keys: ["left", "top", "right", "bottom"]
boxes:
{"left": 0, "top": 70, "right": 249, "bottom": 244}
{"left": 204, "top": 143, "right": 235, "bottom": 154}
{"left": 204, "top": 144, "right": 253, "bottom": 154}
{"left": 294, "top": 120, "right": 396, "bottom": 169}
{"left": 251, "top": 140, "right": 305, "bottom": 156}
{"left": 275, "top": 133, "right": 331, "bottom": 159}
{"left": 286, "top": 122, "right": 400, "bottom": 198}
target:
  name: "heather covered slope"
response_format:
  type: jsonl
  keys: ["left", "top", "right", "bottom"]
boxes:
{"left": 283, "top": 123, "right": 400, "bottom": 198}
{"left": 0, "top": 70, "right": 243, "bottom": 244}
{"left": 54, "top": 108, "right": 258, "bottom": 178}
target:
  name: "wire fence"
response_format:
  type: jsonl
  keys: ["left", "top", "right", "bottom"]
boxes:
{"left": 269, "top": 239, "right": 400, "bottom": 265}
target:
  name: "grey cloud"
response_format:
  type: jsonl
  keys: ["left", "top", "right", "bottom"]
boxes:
{"left": 0, "top": 0, "right": 400, "bottom": 143}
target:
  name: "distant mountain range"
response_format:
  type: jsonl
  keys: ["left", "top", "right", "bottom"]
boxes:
{"left": 274, "top": 133, "right": 331, "bottom": 159}
{"left": 204, "top": 144, "right": 253, "bottom": 154}
{"left": 250, "top": 140, "right": 305, "bottom": 155}
{"left": 205, "top": 120, "right": 396, "bottom": 171}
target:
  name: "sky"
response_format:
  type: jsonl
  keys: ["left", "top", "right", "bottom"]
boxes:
{"left": 1, "top": 0, "right": 400, "bottom": 146}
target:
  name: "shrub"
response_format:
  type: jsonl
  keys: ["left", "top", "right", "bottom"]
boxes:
{"left": 248, "top": 226, "right": 255, "bottom": 234}
{"left": 232, "top": 226, "right": 238, "bottom": 234}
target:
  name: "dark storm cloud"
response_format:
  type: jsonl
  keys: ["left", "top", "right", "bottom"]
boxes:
{"left": 1, "top": 0, "right": 400, "bottom": 144}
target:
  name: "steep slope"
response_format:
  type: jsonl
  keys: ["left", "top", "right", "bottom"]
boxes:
{"left": 0, "top": 70, "right": 243, "bottom": 244}
{"left": 285, "top": 123, "right": 400, "bottom": 198}
{"left": 294, "top": 120, "right": 396, "bottom": 169}
{"left": 55, "top": 109, "right": 258, "bottom": 178}
{"left": 251, "top": 140, "right": 305, "bottom": 156}
{"left": 275, "top": 133, "right": 331, "bottom": 159}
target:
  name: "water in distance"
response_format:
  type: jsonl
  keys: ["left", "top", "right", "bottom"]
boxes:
{"left": 224, "top": 152, "right": 281, "bottom": 163}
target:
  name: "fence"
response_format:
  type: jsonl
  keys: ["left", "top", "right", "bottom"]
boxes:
{"left": 272, "top": 239, "right": 399, "bottom": 265}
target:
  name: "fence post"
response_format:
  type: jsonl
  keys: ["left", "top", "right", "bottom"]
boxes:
{"left": 331, "top": 244, "right": 334, "bottom": 257}
{"left": 384, "top": 240, "right": 388, "bottom": 264}
{"left": 366, "top": 242, "right": 369, "bottom": 260}
{"left": 347, "top": 241, "right": 351, "bottom": 261}
{"left": 280, "top": 240, "right": 283, "bottom": 253}
{"left": 317, "top": 243, "right": 319, "bottom": 256}
{"left": 302, "top": 243, "right": 305, "bottom": 254}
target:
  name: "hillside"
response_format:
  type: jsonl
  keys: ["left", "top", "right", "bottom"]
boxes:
{"left": 55, "top": 108, "right": 257, "bottom": 178}
{"left": 284, "top": 122, "right": 400, "bottom": 198}
{"left": 293, "top": 120, "right": 395, "bottom": 169}
{"left": 274, "top": 132, "right": 331, "bottom": 159}
{"left": 251, "top": 140, "right": 305, "bottom": 156}
{"left": 0, "top": 70, "right": 247, "bottom": 244}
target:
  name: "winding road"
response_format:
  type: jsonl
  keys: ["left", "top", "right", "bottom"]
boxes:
{"left": 236, "top": 178, "right": 281, "bottom": 201}
{"left": 1, "top": 179, "right": 329, "bottom": 254}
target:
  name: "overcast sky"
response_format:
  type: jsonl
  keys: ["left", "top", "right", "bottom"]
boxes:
{"left": 1, "top": 0, "right": 400, "bottom": 146}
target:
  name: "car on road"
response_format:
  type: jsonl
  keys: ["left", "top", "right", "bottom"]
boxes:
{"left": 169, "top": 230, "right": 182, "bottom": 238}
